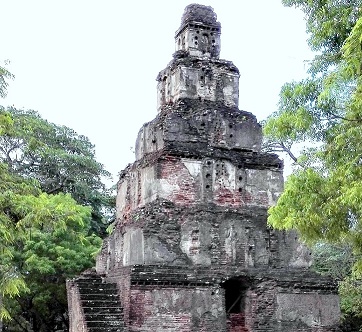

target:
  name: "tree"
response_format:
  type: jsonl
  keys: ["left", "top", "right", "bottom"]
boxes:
{"left": 0, "top": 99, "right": 112, "bottom": 330}
{"left": 264, "top": 0, "right": 362, "bottom": 268}
{"left": 0, "top": 57, "right": 112, "bottom": 330}
{"left": 0, "top": 162, "right": 102, "bottom": 330}
{"left": 0, "top": 106, "right": 114, "bottom": 236}
{"left": 312, "top": 243, "right": 362, "bottom": 329}
{"left": 263, "top": 0, "right": 362, "bottom": 325}
{"left": 0, "top": 60, "right": 14, "bottom": 99}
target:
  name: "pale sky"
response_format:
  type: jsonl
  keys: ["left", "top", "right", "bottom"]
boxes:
{"left": 1, "top": 1, "right": 312, "bottom": 184}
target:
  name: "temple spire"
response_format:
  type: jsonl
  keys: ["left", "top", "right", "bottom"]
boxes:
{"left": 157, "top": 4, "right": 239, "bottom": 111}
{"left": 175, "top": 4, "right": 221, "bottom": 58}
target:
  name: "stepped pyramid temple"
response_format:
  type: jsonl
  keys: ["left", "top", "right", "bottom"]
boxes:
{"left": 67, "top": 4, "right": 341, "bottom": 332}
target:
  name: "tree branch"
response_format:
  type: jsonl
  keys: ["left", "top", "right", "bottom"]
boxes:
{"left": 279, "top": 141, "right": 298, "bottom": 163}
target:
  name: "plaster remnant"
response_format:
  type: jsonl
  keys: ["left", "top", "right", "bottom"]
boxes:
{"left": 182, "top": 158, "right": 202, "bottom": 178}
{"left": 67, "top": 4, "right": 341, "bottom": 332}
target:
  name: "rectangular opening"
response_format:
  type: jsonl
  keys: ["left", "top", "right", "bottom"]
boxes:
{"left": 223, "top": 278, "right": 247, "bottom": 313}
{"left": 222, "top": 277, "right": 249, "bottom": 331}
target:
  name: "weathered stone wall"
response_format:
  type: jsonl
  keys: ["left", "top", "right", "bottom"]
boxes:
{"left": 243, "top": 278, "right": 340, "bottom": 331}
{"left": 157, "top": 59, "right": 239, "bottom": 109}
{"left": 102, "top": 266, "right": 340, "bottom": 332}
{"left": 137, "top": 102, "right": 262, "bottom": 160}
{"left": 175, "top": 4, "right": 221, "bottom": 58}
{"left": 107, "top": 202, "right": 312, "bottom": 270}
{"left": 276, "top": 293, "right": 340, "bottom": 328}
{"left": 66, "top": 280, "right": 87, "bottom": 332}
{"left": 116, "top": 155, "right": 282, "bottom": 216}
{"left": 68, "top": 4, "right": 341, "bottom": 331}
{"left": 127, "top": 286, "right": 225, "bottom": 331}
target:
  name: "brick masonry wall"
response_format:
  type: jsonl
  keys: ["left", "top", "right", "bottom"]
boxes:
{"left": 160, "top": 156, "right": 197, "bottom": 205}
{"left": 108, "top": 201, "right": 311, "bottom": 270}
{"left": 69, "top": 4, "right": 341, "bottom": 331}
{"left": 128, "top": 286, "right": 226, "bottom": 332}
{"left": 116, "top": 155, "right": 283, "bottom": 220}
{"left": 103, "top": 266, "right": 340, "bottom": 332}
{"left": 66, "top": 280, "right": 86, "bottom": 332}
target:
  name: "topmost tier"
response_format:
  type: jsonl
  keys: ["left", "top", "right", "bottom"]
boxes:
{"left": 180, "top": 4, "right": 220, "bottom": 27}
{"left": 175, "top": 4, "right": 221, "bottom": 58}
{"left": 157, "top": 5, "right": 239, "bottom": 111}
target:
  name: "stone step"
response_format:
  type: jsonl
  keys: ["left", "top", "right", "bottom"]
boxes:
{"left": 77, "top": 283, "right": 118, "bottom": 290}
{"left": 87, "top": 327, "right": 125, "bottom": 332}
{"left": 81, "top": 299, "right": 120, "bottom": 307}
{"left": 77, "top": 282, "right": 118, "bottom": 290}
{"left": 86, "top": 320, "right": 125, "bottom": 328}
{"left": 81, "top": 293, "right": 120, "bottom": 300}
{"left": 83, "top": 306, "right": 123, "bottom": 315}
{"left": 85, "top": 313, "right": 124, "bottom": 321}
{"left": 75, "top": 273, "right": 126, "bottom": 331}
{"left": 76, "top": 277, "right": 104, "bottom": 283}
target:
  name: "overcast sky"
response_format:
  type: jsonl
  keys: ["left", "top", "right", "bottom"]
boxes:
{"left": 1, "top": 1, "right": 313, "bottom": 184}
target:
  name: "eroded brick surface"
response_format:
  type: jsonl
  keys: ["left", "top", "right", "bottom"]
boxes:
{"left": 67, "top": 4, "right": 341, "bottom": 332}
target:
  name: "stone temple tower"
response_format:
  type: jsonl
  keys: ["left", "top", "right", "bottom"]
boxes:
{"left": 67, "top": 4, "right": 341, "bottom": 331}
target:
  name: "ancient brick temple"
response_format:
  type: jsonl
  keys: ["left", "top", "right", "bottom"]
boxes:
{"left": 67, "top": 4, "right": 341, "bottom": 332}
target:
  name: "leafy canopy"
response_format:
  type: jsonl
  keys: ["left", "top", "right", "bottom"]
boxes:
{"left": 0, "top": 162, "right": 102, "bottom": 324}
{"left": 0, "top": 60, "right": 14, "bottom": 99}
{"left": 264, "top": 0, "right": 362, "bottom": 267}
{"left": 264, "top": 0, "right": 362, "bottom": 322}
{"left": 0, "top": 71, "right": 108, "bottom": 329}
{"left": 0, "top": 106, "right": 114, "bottom": 236}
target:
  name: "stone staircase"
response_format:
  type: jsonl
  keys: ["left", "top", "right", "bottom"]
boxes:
{"left": 75, "top": 273, "right": 126, "bottom": 332}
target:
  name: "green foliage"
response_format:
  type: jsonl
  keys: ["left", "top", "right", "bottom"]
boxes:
{"left": 340, "top": 276, "right": 362, "bottom": 319}
{"left": 0, "top": 164, "right": 99, "bottom": 314}
{"left": 0, "top": 60, "right": 14, "bottom": 99}
{"left": 264, "top": 0, "right": 362, "bottom": 325}
{"left": 265, "top": 0, "right": 362, "bottom": 258}
{"left": 0, "top": 106, "right": 114, "bottom": 236}
{"left": 0, "top": 161, "right": 102, "bottom": 329}
{"left": 0, "top": 84, "right": 110, "bottom": 328}
{"left": 282, "top": 0, "right": 362, "bottom": 62}
{"left": 312, "top": 244, "right": 362, "bottom": 328}
{"left": 312, "top": 243, "right": 354, "bottom": 280}
{"left": 0, "top": 54, "right": 111, "bottom": 329}
{"left": 268, "top": 164, "right": 362, "bottom": 251}
{"left": 8, "top": 218, "right": 101, "bottom": 330}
